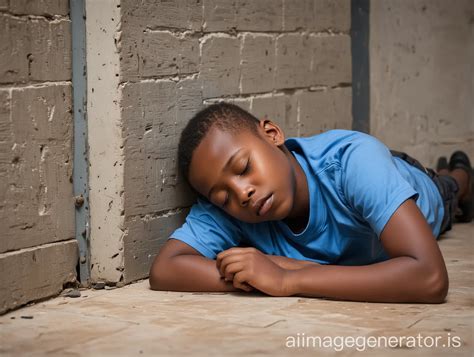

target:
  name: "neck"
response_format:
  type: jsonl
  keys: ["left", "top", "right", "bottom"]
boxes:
{"left": 284, "top": 149, "right": 310, "bottom": 227}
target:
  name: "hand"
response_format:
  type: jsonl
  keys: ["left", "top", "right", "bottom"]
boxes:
{"left": 216, "top": 247, "right": 292, "bottom": 296}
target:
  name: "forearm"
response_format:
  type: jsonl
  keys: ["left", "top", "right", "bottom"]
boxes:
{"left": 266, "top": 255, "right": 320, "bottom": 270}
{"left": 150, "top": 254, "right": 238, "bottom": 292}
{"left": 285, "top": 256, "right": 448, "bottom": 303}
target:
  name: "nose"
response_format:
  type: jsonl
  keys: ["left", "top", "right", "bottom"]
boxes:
{"left": 233, "top": 180, "right": 255, "bottom": 207}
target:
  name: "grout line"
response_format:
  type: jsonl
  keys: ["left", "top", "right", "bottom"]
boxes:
{"left": 0, "top": 239, "right": 77, "bottom": 257}
{"left": 0, "top": 81, "right": 72, "bottom": 89}
{"left": 0, "top": 11, "right": 70, "bottom": 22}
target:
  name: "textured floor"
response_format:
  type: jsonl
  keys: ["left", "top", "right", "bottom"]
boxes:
{"left": 0, "top": 223, "right": 472, "bottom": 356}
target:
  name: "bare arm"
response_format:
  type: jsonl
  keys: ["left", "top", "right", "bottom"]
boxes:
{"left": 284, "top": 199, "right": 449, "bottom": 303}
{"left": 149, "top": 239, "right": 241, "bottom": 292}
{"left": 149, "top": 238, "right": 318, "bottom": 292}
{"left": 266, "top": 255, "right": 320, "bottom": 270}
{"left": 218, "top": 199, "right": 449, "bottom": 303}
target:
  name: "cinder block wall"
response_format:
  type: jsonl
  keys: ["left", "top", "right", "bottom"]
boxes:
{"left": 0, "top": 1, "right": 78, "bottom": 313}
{"left": 115, "top": 0, "right": 352, "bottom": 282}
{"left": 370, "top": 0, "right": 474, "bottom": 167}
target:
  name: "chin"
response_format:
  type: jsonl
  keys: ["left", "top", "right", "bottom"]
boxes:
{"left": 271, "top": 194, "right": 293, "bottom": 221}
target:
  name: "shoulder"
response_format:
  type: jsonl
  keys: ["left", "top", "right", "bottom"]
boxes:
{"left": 287, "top": 129, "right": 383, "bottom": 144}
{"left": 285, "top": 130, "right": 386, "bottom": 170}
{"left": 285, "top": 129, "right": 358, "bottom": 149}
{"left": 339, "top": 132, "right": 392, "bottom": 168}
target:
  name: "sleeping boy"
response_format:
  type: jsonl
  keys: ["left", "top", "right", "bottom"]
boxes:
{"left": 149, "top": 103, "right": 472, "bottom": 303}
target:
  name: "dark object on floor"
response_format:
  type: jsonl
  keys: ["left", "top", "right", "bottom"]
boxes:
{"left": 93, "top": 281, "right": 106, "bottom": 290}
{"left": 436, "top": 156, "right": 449, "bottom": 172}
{"left": 20, "top": 316, "right": 33, "bottom": 319}
{"left": 449, "top": 151, "right": 473, "bottom": 223}
{"left": 61, "top": 288, "right": 81, "bottom": 298}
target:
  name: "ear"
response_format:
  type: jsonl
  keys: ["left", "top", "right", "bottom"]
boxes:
{"left": 258, "top": 119, "right": 286, "bottom": 146}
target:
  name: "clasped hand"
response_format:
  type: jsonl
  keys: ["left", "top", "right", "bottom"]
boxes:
{"left": 216, "top": 247, "right": 291, "bottom": 296}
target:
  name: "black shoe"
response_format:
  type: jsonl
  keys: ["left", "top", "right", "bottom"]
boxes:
{"left": 436, "top": 156, "right": 449, "bottom": 172}
{"left": 449, "top": 151, "right": 472, "bottom": 173}
{"left": 449, "top": 151, "right": 473, "bottom": 223}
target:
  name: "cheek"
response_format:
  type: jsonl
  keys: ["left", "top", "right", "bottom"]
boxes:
{"left": 258, "top": 148, "right": 289, "bottom": 178}
{"left": 268, "top": 151, "right": 294, "bottom": 188}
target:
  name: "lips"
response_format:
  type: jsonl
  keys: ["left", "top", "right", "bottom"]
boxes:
{"left": 255, "top": 194, "right": 274, "bottom": 217}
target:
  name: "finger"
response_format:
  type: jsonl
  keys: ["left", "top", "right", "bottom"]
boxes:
{"left": 216, "top": 249, "right": 237, "bottom": 269}
{"left": 237, "top": 282, "right": 254, "bottom": 292}
{"left": 217, "top": 247, "right": 241, "bottom": 261}
{"left": 242, "top": 281, "right": 254, "bottom": 292}
{"left": 232, "top": 270, "right": 255, "bottom": 292}
{"left": 219, "top": 254, "right": 246, "bottom": 277}
{"left": 217, "top": 247, "right": 257, "bottom": 267}
{"left": 233, "top": 271, "right": 251, "bottom": 290}
{"left": 233, "top": 279, "right": 252, "bottom": 291}
{"left": 223, "top": 262, "right": 244, "bottom": 281}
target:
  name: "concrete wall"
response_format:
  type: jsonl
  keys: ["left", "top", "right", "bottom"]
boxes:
{"left": 0, "top": 0, "right": 353, "bottom": 304}
{"left": 86, "top": 0, "right": 353, "bottom": 284}
{"left": 2, "top": 0, "right": 472, "bottom": 312}
{"left": 0, "top": 1, "right": 78, "bottom": 313}
{"left": 370, "top": 0, "right": 474, "bottom": 167}
{"left": 86, "top": 0, "right": 125, "bottom": 284}
{"left": 120, "top": 0, "right": 352, "bottom": 282}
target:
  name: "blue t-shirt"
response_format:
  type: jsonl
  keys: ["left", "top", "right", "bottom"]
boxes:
{"left": 170, "top": 130, "right": 444, "bottom": 265}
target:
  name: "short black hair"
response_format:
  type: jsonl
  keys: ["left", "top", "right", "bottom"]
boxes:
{"left": 178, "top": 103, "right": 260, "bottom": 184}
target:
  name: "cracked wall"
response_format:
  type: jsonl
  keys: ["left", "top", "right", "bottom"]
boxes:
{"left": 115, "top": 0, "right": 353, "bottom": 282}
{"left": 0, "top": 0, "right": 78, "bottom": 314}
{"left": 371, "top": 0, "right": 474, "bottom": 167}
{"left": 2, "top": 0, "right": 471, "bottom": 312}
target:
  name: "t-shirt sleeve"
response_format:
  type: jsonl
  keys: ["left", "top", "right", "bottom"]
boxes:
{"left": 341, "top": 134, "right": 419, "bottom": 237}
{"left": 169, "top": 197, "right": 243, "bottom": 259}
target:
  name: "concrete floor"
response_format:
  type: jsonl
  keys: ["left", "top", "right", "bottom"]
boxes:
{"left": 0, "top": 223, "right": 472, "bottom": 356}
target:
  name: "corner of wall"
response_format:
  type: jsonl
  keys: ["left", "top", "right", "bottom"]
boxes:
{"left": 86, "top": 0, "right": 125, "bottom": 283}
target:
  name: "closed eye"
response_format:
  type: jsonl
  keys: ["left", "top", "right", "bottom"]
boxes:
{"left": 240, "top": 158, "right": 251, "bottom": 176}
{"left": 222, "top": 156, "right": 250, "bottom": 207}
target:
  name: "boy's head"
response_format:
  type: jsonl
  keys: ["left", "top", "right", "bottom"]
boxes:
{"left": 178, "top": 103, "right": 300, "bottom": 223}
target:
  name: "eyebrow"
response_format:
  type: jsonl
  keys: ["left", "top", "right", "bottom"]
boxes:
{"left": 207, "top": 148, "right": 244, "bottom": 199}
